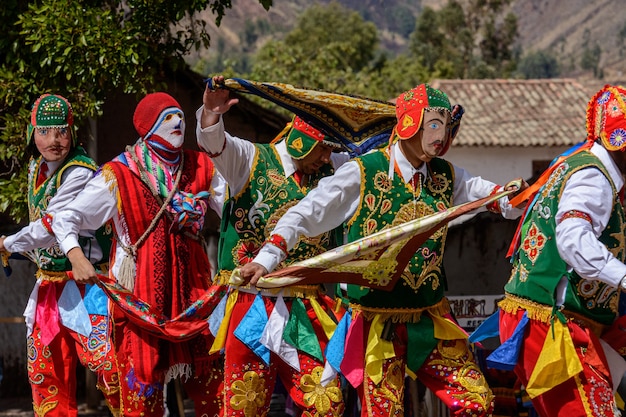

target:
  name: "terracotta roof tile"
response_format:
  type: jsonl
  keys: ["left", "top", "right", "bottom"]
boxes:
{"left": 429, "top": 79, "right": 590, "bottom": 147}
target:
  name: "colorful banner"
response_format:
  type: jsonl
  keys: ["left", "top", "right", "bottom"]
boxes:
{"left": 68, "top": 272, "right": 227, "bottom": 342}
{"left": 235, "top": 189, "right": 515, "bottom": 290}
{"left": 206, "top": 77, "right": 396, "bottom": 156}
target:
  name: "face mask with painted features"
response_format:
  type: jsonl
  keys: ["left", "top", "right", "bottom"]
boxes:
{"left": 151, "top": 108, "right": 186, "bottom": 149}
{"left": 418, "top": 110, "right": 451, "bottom": 161}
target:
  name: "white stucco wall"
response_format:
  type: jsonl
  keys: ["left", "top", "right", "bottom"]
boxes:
{"left": 444, "top": 145, "right": 571, "bottom": 185}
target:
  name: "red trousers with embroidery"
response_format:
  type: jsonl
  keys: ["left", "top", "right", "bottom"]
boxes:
{"left": 27, "top": 315, "right": 120, "bottom": 417}
{"left": 500, "top": 309, "right": 617, "bottom": 417}
{"left": 113, "top": 322, "right": 224, "bottom": 417}
{"left": 222, "top": 291, "right": 344, "bottom": 417}
{"left": 357, "top": 322, "right": 494, "bottom": 417}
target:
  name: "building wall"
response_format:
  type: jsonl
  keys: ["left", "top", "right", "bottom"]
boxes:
{"left": 445, "top": 145, "right": 571, "bottom": 184}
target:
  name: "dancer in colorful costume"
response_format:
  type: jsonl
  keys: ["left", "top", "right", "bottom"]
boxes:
{"left": 485, "top": 85, "right": 626, "bottom": 417}
{"left": 51, "top": 92, "right": 226, "bottom": 417}
{"left": 199, "top": 75, "right": 350, "bottom": 417}
{"left": 243, "top": 84, "right": 527, "bottom": 416}
{"left": 0, "top": 94, "right": 119, "bottom": 416}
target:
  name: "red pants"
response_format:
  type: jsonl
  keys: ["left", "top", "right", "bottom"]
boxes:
{"left": 222, "top": 292, "right": 344, "bottom": 417}
{"left": 114, "top": 320, "right": 223, "bottom": 417}
{"left": 27, "top": 314, "right": 120, "bottom": 417}
{"left": 499, "top": 308, "right": 617, "bottom": 417}
{"left": 357, "top": 322, "right": 494, "bottom": 417}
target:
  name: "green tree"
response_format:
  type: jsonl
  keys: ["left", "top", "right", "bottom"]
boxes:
{"left": 409, "top": 0, "right": 518, "bottom": 79}
{"left": 0, "top": 0, "right": 272, "bottom": 222}
{"left": 248, "top": 2, "right": 378, "bottom": 92}
{"left": 517, "top": 50, "right": 560, "bottom": 79}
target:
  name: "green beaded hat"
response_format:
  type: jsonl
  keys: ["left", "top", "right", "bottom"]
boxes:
{"left": 26, "top": 94, "right": 75, "bottom": 146}
{"left": 285, "top": 116, "right": 340, "bottom": 159}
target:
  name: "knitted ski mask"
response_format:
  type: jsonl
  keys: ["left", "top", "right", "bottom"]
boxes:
{"left": 586, "top": 85, "right": 626, "bottom": 151}
{"left": 133, "top": 92, "right": 185, "bottom": 165}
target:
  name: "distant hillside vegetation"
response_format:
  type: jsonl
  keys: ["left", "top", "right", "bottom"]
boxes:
{"left": 189, "top": 0, "right": 626, "bottom": 81}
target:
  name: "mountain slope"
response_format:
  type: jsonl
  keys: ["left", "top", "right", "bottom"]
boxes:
{"left": 191, "top": 0, "right": 626, "bottom": 80}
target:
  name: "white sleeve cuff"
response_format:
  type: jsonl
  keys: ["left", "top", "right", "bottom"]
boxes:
{"left": 599, "top": 257, "right": 626, "bottom": 288}
{"left": 195, "top": 106, "right": 226, "bottom": 153}
{"left": 253, "top": 244, "right": 286, "bottom": 274}
{"left": 59, "top": 236, "right": 81, "bottom": 256}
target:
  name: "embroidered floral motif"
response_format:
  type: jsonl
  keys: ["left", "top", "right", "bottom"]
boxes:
{"left": 608, "top": 99, "right": 624, "bottom": 117}
{"left": 521, "top": 222, "right": 546, "bottom": 264}
{"left": 230, "top": 371, "right": 267, "bottom": 417}
{"left": 426, "top": 173, "right": 450, "bottom": 197}
{"left": 371, "top": 359, "right": 404, "bottom": 415}
{"left": 235, "top": 239, "right": 261, "bottom": 266}
{"left": 363, "top": 257, "right": 397, "bottom": 287}
{"left": 610, "top": 128, "right": 626, "bottom": 148}
{"left": 300, "top": 366, "right": 343, "bottom": 416}
{"left": 373, "top": 172, "right": 393, "bottom": 192}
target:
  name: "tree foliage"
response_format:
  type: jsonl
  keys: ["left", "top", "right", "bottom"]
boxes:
{"left": 410, "top": 0, "right": 518, "bottom": 79}
{"left": 517, "top": 50, "right": 560, "bottom": 79}
{"left": 243, "top": 0, "right": 519, "bottom": 104}
{"left": 0, "top": 0, "right": 272, "bottom": 222}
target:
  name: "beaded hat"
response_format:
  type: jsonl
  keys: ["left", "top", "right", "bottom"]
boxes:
{"left": 394, "top": 84, "right": 451, "bottom": 140}
{"left": 285, "top": 116, "right": 340, "bottom": 159}
{"left": 586, "top": 85, "right": 626, "bottom": 151}
{"left": 27, "top": 94, "right": 75, "bottom": 146}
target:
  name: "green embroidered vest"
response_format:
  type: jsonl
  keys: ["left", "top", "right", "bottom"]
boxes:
{"left": 217, "top": 142, "right": 336, "bottom": 276}
{"left": 28, "top": 147, "right": 110, "bottom": 271}
{"left": 343, "top": 150, "right": 455, "bottom": 309}
{"left": 505, "top": 151, "right": 625, "bottom": 325}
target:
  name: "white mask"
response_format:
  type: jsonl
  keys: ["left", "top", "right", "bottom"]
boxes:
{"left": 148, "top": 107, "right": 185, "bottom": 148}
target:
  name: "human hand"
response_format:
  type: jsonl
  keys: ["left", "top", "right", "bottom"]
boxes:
{"left": 0, "top": 236, "right": 6, "bottom": 252}
{"left": 202, "top": 75, "right": 239, "bottom": 116}
{"left": 505, "top": 178, "right": 530, "bottom": 209}
{"left": 67, "top": 247, "right": 98, "bottom": 285}
{"left": 238, "top": 262, "right": 269, "bottom": 286}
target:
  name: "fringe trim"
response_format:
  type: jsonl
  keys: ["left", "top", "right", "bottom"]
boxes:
{"left": 164, "top": 363, "right": 192, "bottom": 384}
{"left": 349, "top": 298, "right": 451, "bottom": 323}
{"left": 116, "top": 252, "right": 136, "bottom": 291}
{"left": 500, "top": 294, "right": 608, "bottom": 336}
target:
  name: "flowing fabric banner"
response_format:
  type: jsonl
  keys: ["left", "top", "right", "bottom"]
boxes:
{"left": 233, "top": 188, "right": 516, "bottom": 290}
{"left": 68, "top": 272, "right": 227, "bottom": 342}
{"left": 206, "top": 77, "right": 396, "bottom": 156}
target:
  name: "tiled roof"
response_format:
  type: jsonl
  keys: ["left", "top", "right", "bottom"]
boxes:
{"left": 429, "top": 79, "right": 591, "bottom": 147}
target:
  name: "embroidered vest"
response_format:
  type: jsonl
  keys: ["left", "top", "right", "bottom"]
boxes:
{"left": 27, "top": 147, "right": 109, "bottom": 271}
{"left": 343, "top": 150, "right": 454, "bottom": 309}
{"left": 505, "top": 151, "right": 625, "bottom": 325}
{"left": 217, "top": 142, "right": 335, "bottom": 276}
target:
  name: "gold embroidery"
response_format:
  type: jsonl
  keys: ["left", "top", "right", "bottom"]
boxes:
{"left": 230, "top": 371, "right": 267, "bottom": 417}
{"left": 33, "top": 386, "right": 59, "bottom": 417}
{"left": 301, "top": 366, "right": 343, "bottom": 416}
{"left": 290, "top": 137, "right": 304, "bottom": 153}
{"left": 372, "top": 359, "right": 404, "bottom": 415}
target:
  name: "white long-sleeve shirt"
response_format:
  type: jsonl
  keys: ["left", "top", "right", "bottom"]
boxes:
{"left": 553, "top": 143, "right": 626, "bottom": 294}
{"left": 52, "top": 160, "right": 226, "bottom": 278}
{"left": 4, "top": 160, "right": 103, "bottom": 263}
{"left": 252, "top": 142, "right": 523, "bottom": 273}
{"left": 195, "top": 108, "right": 350, "bottom": 194}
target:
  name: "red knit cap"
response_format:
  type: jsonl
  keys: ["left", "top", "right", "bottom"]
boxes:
{"left": 133, "top": 92, "right": 182, "bottom": 138}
